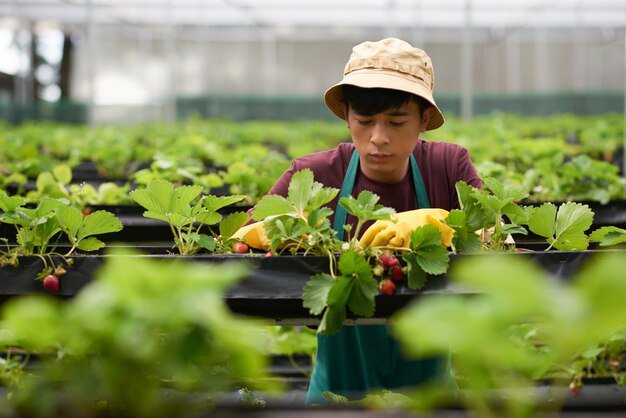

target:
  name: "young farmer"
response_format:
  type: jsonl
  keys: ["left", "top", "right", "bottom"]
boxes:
{"left": 234, "top": 37, "right": 482, "bottom": 403}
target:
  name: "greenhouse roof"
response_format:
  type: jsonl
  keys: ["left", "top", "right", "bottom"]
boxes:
{"left": 2, "top": 0, "right": 626, "bottom": 30}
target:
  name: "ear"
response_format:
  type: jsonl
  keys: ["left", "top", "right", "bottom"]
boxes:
{"left": 420, "top": 107, "right": 434, "bottom": 132}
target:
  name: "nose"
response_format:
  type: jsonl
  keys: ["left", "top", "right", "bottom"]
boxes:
{"left": 370, "top": 123, "right": 390, "bottom": 146}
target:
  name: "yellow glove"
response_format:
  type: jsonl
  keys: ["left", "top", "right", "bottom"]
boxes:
{"left": 359, "top": 208, "right": 454, "bottom": 248}
{"left": 231, "top": 222, "right": 270, "bottom": 251}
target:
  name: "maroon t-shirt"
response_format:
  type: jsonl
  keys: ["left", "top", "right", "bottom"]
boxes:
{"left": 265, "top": 141, "right": 482, "bottom": 238}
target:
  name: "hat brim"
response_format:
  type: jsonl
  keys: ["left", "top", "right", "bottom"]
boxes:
{"left": 324, "top": 69, "right": 444, "bottom": 131}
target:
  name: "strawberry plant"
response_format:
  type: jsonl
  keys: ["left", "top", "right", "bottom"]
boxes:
{"left": 392, "top": 251, "right": 626, "bottom": 417}
{"left": 251, "top": 169, "right": 342, "bottom": 257}
{"left": 0, "top": 250, "right": 277, "bottom": 418}
{"left": 130, "top": 179, "right": 250, "bottom": 255}
{"left": 0, "top": 190, "right": 123, "bottom": 283}
{"left": 449, "top": 177, "right": 595, "bottom": 252}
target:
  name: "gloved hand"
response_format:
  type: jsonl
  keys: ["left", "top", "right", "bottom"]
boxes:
{"left": 231, "top": 222, "right": 270, "bottom": 251}
{"left": 359, "top": 208, "right": 454, "bottom": 248}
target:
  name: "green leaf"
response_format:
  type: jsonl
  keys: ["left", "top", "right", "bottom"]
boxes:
{"left": 327, "top": 276, "right": 355, "bottom": 308}
{"left": 589, "top": 226, "right": 626, "bottom": 246}
{"left": 318, "top": 304, "right": 346, "bottom": 336}
{"left": 409, "top": 224, "right": 443, "bottom": 249}
{"left": 307, "top": 182, "right": 339, "bottom": 211}
{"left": 202, "top": 194, "right": 246, "bottom": 212}
{"left": 404, "top": 253, "right": 427, "bottom": 289}
{"left": 288, "top": 169, "right": 314, "bottom": 212}
{"left": 79, "top": 210, "right": 123, "bottom": 239}
{"left": 252, "top": 195, "right": 295, "bottom": 221}
{"left": 55, "top": 204, "right": 83, "bottom": 242}
{"left": 337, "top": 250, "right": 372, "bottom": 280}
{"left": 52, "top": 164, "right": 72, "bottom": 185}
{"left": 347, "top": 276, "right": 378, "bottom": 318}
{"left": 302, "top": 273, "right": 335, "bottom": 315}
{"left": 554, "top": 202, "right": 594, "bottom": 249}
{"left": 483, "top": 177, "right": 528, "bottom": 203}
{"left": 414, "top": 246, "right": 450, "bottom": 275}
{"left": 219, "top": 212, "right": 251, "bottom": 239}
{"left": 195, "top": 211, "right": 222, "bottom": 226}
{"left": 0, "top": 190, "right": 25, "bottom": 212}
{"left": 339, "top": 191, "right": 395, "bottom": 223}
{"left": 197, "top": 234, "right": 216, "bottom": 251}
{"left": 527, "top": 203, "right": 557, "bottom": 238}
{"left": 455, "top": 181, "right": 488, "bottom": 231}
{"left": 76, "top": 237, "right": 105, "bottom": 252}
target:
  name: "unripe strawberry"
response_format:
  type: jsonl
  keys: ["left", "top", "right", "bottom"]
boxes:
{"left": 233, "top": 242, "right": 249, "bottom": 254}
{"left": 372, "top": 265, "right": 384, "bottom": 277}
{"left": 390, "top": 265, "right": 404, "bottom": 281}
{"left": 379, "top": 279, "right": 396, "bottom": 296}
{"left": 264, "top": 251, "right": 274, "bottom": 257}
{"left": 379, "top": 252, "right": 399, "bottom": 268}
{"left": 54, "top": 266, "right": 67, "bottom": 276}
{"left": 43, "top": 275, "right": 60, "bottom": 292}
{"left": 569, "top": 381, "right": 581, "bottom": 397}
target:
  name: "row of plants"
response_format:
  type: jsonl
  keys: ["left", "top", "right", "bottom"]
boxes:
{"left": 0, "top": 170, "right": 625, "bottom": 416}
{"left": 1, "top": 113, "right": 624, "bottom": 205}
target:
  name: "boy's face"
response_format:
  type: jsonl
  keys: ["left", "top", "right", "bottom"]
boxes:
{"left": 347, "top": 99, "right": 432, "bottom": 184}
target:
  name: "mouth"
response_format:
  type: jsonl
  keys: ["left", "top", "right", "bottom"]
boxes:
{"left": 368, "top": 153, "right": 391, "bottom": 162}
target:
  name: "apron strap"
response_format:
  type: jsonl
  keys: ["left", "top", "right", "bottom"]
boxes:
{"left": 333, "top": 149, "right": 430, "bottom": 241}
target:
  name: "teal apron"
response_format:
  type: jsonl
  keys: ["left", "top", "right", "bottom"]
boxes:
{"left": 305, "top": 150, "right": 449, "bottom": 405}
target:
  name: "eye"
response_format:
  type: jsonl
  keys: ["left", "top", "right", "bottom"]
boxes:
{"left": 356, "top": 119, "right": 372, "bottom": 126}
{"left": 389, "top": 121, "right": 406, "bottom": 127}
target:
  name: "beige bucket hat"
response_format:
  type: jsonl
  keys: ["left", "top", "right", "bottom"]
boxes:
{"left": 324, "top": 37, "right": 444, "bottom": 131}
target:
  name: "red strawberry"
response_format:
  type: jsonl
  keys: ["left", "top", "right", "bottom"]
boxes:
{"left": 264, "top": 251, "right": 274, "bottom": 257}
{"left": 379, "top": 252, "right": 399, "bottom": 268}
{"left": 43, "top": 275, "right": 60, "bottom": 292}
{"left": 390, "top": 265, "right": 404, "bottom": 281}
{"left": 82, "top": 208, "right": 92, "bottom": 216}
{"left": 379, "top": 279, "right": 396, "bottom": 296}
{"left": 233, "top": 242, "right": 249, "bottom": 254}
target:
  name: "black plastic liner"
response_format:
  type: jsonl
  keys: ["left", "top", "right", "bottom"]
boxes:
{"left": 0, "top": 249, "right": 619, "bottom": 323}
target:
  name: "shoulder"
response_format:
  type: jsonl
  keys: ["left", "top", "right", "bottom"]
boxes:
{"left": 414, "top": 139, "right": 471, "bottom": 160}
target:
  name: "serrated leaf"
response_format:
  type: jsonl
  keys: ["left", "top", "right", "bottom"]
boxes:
{"left": 347, "top": 277, "right": 378, "bottom": 317}
{"left": 302, "top": 273, "right": 335, "bottom": 315}
{"left": 589, "top": 226, "right": 626, "bottom": 246}
{"left": 196, "top": 234, "right": 216, "bottom": 251}
{"left": 0, "top": 190, "right": 25, "bottom": 212}
{"left": 219, "top": 212, "right": 251, "bottom": 239}
{"left": 554, "top": 202, "right": 594, "bottom": 240}
{"left": 327, "top": 276, "right": 355, "bottom": 308}
{"left": 202, "top": 194, "right": 246, "bottom": 212}
{"left": 404, "top": 253, "right": 427, "bottom": 289}
{"left": 76, "top": 236, "right": 105, "bottom": 251}
{"left": 409, "top": 224, "right": 443, "bottom": 249}
{"left": 55, "top": 204, "right": 83, "bottom": 241}
{"left": 307, "top": 181, "right": 339, "bottom": 211}
{"left": 483, "top": 177, "right": 528, "bottom": 203}
{"left": 318, "top": 305, "right": 346, "bottom": 336}
{"left": 79, "top": 210, "right": 123, "bottom": 239}
{"left": 527, "top": 203, "right": 557, "bottom": 238}
{"left": 337, "top": 250, "right": 372, "bottom": 280}
{"left": 252, "top": 195, "right": 295, "bottom": 221}
{"left": 339, "top": 191, "right": 395, "bottom": 222}
{"left": 414, "top": 246, "right": 450, "bottom": 275}
{"left": 195, "top": 211, "right": 222, "bottom": 226}
{"left": 288, "top": 169, "right": 314, "bottom": 212}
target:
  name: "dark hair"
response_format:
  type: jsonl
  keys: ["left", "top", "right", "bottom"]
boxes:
{"left": 342, "top": 85, "right": 431, "bottom": 117}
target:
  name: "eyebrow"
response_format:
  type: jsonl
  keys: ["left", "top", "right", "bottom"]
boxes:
{"left": 385, "top": 109, "right": 409, "bottom": 116}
